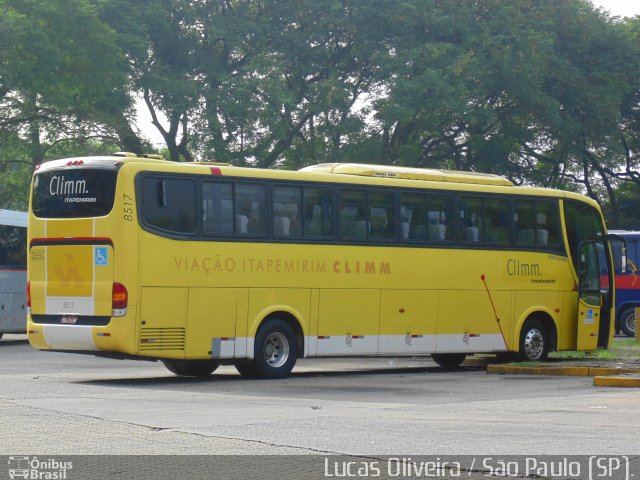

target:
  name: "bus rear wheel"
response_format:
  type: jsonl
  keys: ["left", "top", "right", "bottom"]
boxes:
{"left": 249, "top": 319, "right": 298, "bottom": 379}
{"left": 162, "top": 359, "right": 219, "bottom": 377}
{"left": 234, "top": 360, "right": 259, "bottom": 378}
{"left": 620, "top": 308, "right": 637, "bottom": 338}
{"left": 431, "top": 353, "right": 467, "bottom": 367}
{"left": 518, "top": 319, "right": 548, "bottom": 361}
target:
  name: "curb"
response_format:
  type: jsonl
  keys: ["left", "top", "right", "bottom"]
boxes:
{"left": 593, "top": 376, "right": 640, "bottom": 388}
{"left": 486, "top": 364, "right": 640, "bottom": 378}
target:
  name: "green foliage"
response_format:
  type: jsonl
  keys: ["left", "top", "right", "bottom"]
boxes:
{"left": 605, "top": 182, "right": 640, "bottom": 230}
{"left": 1, "top": 0, "right": 639, "bottom": 215}
{"left": 1, "top": 0, "right": 126, "bottom": 114}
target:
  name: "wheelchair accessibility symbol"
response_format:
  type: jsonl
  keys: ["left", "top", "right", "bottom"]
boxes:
{"left": 95, "top": 247, "right": 108, "bottom": 266}
{"left": 585, "top": 308, "right": 595, "bottom": 324}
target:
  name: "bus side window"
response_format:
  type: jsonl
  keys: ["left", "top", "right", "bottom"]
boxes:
{"left": 536, "top": 200, "right": 560, "bottom": 246}
{"left": 340, "top": 190, "right": 366, "bottom": 239}
{"left": 235, "top": 184, "right": 266, "bottom": 236}
{"left": 202, "top": 182, "right": 233, "bottom": 235}
{"left": 514, "top": 200, "right": 535, "bottom": 246}
{"left": 400, "top": 192, "right": 426, "bottom": 241}
{"left": 273, "top": 186, "right": 302, "bottom": 238}
{"left": 142, "top": 177, "right": 196, "bottom": 234}
{"left": 628, "top": 240, "right": 639, "bottom": 273}
{"left": 483, "top": 197, "right": 509, "bottom": 244}
{"left": 515, "top": 199, "right": 560, "bottom": 248}
{"left": 369, "top": 191, "right": 394, "bottom": 240}
{"left": 303, "top": 187, "right": 333, "bottom": 237}
{"left": 460, "top": 196, "right": 482, "bottom": 243}
{"left": 427, "top": 194, "right": 452, "bottom": 242}
{"left": 0, "top": 225, "right": 26, "bottom": 268}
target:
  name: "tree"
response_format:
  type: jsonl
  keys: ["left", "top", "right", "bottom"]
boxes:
{"left": 2, "top": 0, "right": 639, "bottom": 225}
{"left": 0, "top": 0, "right": 135, "bottom": 167}
{"left": 98, "top": 0, "right": 395, "bottom": 165}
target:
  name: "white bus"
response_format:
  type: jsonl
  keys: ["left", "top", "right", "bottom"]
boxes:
{"left": 0, "top": 209, "right": 27, "bottom": 339}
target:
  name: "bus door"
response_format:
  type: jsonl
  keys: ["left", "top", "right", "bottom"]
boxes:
{"left": 576, "top": 237, "right": 623, "bottom": 350}
{"left": 576, "top": 241, "right": 603, "bottom": 351}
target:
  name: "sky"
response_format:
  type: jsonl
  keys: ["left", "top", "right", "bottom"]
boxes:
{"left": 135, "top": 0, "right": 640, "bottom": 148}
{"left": 591, "top": 0, "right": 640, "bottom": 17}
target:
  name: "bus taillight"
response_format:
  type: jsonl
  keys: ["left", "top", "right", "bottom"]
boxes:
{"left": 26, "top": 281, "right": 31, "bottom": 310}
{"left": 112, "top": 282, "right": 128, "bottom": 317}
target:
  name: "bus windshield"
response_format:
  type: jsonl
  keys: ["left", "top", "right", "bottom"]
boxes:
{"left": 563, "top": 201, "right": 608, "bottom": 272}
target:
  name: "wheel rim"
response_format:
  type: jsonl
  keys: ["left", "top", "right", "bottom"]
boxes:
{"left": 524, "top": 327, "right": 544, "bottom": 360}
{"left": 263, "top": 332, "right": 289, "bottom": 368}
{"left": 626, "top": 311, "right": 637, "bottom": 333}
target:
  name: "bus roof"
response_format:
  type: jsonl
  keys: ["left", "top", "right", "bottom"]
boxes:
{"left": 34, "top": 154, "right": 600, "bottom": 209}
{"left": 0, "top": 209, "right": 27, "bottom": 227}
{"left": 299, "top": 163, "right": 514, "bottom": 187}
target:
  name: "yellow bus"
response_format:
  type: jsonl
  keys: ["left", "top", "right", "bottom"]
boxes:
{"left": 27, "top": 153, "right": 618, "bottom": 378}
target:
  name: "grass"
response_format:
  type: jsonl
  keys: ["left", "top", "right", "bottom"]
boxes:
{"left": 549, "top": 337, "right": 640, "bottom": 360}
{"left": 500, "top": 337, "right": 640, "bottom": 367}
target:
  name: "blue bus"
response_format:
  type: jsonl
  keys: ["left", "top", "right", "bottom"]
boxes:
{"left": 609, "top": 230, "right": 639, "bottom": 337}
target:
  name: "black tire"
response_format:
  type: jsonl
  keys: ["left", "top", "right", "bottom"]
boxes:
{"left": 251, "top": 319, "right": 298, "bottom": 379}
{"left": 234, "top": 360, "right": 259, "bottom": 378}
{"left": 620, "top": 308, "right": 637, "bottom": 338}
{"left": 431, "top": 353, "right": 467, "bottom": 367}
{"left": 517, "top": 319, "right": 548, "bottom": 361}
{"left": 162, "top": 359, "right": 219, "bottom": 377}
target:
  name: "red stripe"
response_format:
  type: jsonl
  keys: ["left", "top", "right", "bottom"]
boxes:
{"left": 0, "top": 268, "right": 26, "bottom": 272}
{"left": 615, "top": 275, "right": 640, "bottom": 289}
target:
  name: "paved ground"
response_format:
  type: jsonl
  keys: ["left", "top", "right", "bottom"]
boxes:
{"left": 1, "top": 334, "right": 639, "bottom": 479}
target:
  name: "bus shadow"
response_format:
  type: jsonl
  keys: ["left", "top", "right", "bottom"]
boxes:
{"left": 0, "top": 338, "right": 29, "bottom": 347}
{"left": 74, "top": 364, "right": 485, "bottom": 388}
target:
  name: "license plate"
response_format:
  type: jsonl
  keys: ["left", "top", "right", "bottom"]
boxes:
{"left": 60, "top": 315, "right": 78, "bottom": 324}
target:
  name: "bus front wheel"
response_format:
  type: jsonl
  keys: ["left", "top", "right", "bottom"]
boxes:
{"left": 518, "top": 319, "right": 548, "bottom": 361}
{"left": 251, "top": 319, "right": 298, "bottom": 379}
{"left": 162, "top": 359, "right": 219, "bottom": 377}
{"left": 620, "top": 308, "right": 637, "bottom": 338}
{"left": 431, "top": 353, "right": 467, "bottom": 367}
